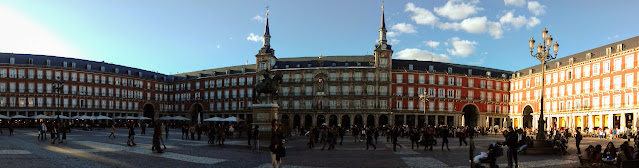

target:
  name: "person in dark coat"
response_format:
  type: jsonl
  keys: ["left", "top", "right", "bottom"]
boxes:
{"left": 270, "top": 120, "right": 284, "bottom": 168}
{"left": 127, "top": 124, "right": 136, "bottom": 146}
{"left": 441, "top": 126, "right": 450, "bottom": 151}
{"left": 366, "top": 127, "right": 376, "bottom": 150}
{"left": 505, "top": 127, "right": 519, "bottom": 168}
{"left": 152, "top": 120, "right": 164, "bottom": 153}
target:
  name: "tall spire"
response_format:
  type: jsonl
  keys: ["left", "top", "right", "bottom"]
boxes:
{"left": 378, "top": 2, "right": 387, "bottom": 44}
{"left": 263, "top": 5, "right": 271, "bottom": 48}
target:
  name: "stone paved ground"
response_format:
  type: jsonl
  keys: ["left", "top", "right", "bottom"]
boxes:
{"left": 0, "top": 128, "right": 634, "bottom": 168}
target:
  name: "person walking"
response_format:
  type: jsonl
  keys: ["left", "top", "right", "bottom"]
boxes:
{"left": 37, "top": 123, "right": 43, "bottom": 140}
{"left": 109, "top": 124, "right": 116, "bottom": 139}
{"left": 575, "top": 130, "right": 583, "bottom": 154}
{"left": 252, "top": 125, "right": 260, "bottom": 152}
{"left": 392, "top": 127, "right": 401, "bottom": 151}
{"left": 164, "top": 123, "right": 169, "bottom": 140}
{"left": 366, "top": 127, "right": 376, "bottom": 150}
{"left": 152, "top": 120, "right": 164, "bottom": 153}
{"left": 270, "top": 120, "right": 284, "bottom": 168}
{"left": 190, "top": 125, "right": 196, "bottom": 140}
{"left": 441, "top": 126, "right": 450, "bottom": 151}
{"left": 56, "top": 124, "right": 62, "bottom": 143}
{"left": 140, "top": 122, "right": 146, "bottom": 135}
{"left": 338, "top": 126, "right": 345, "bottom": 145}
{"left": 197, "top": 124, "right": 202, "bottom": 140}
{"left": 208, "top": 125, "right": 216, "bottom": 144}
{"left": 505, "top": 127, "right": 519, "bottom": 168}
{"left": 41, "top": 123, "right": 47, "bottom": 140}
{"left": 60, "top": 124, "right": 67, "bottom": 143}
{"left": 458, "top": 127, "right": 468, "bottom": 146}
{"left": 248, "top": 126, "right": 253, "bottom": 146}
{"left": 410, "top": 128, "right": 420, "bottom": 149}
{"left": 127, "top": 124, "right": 137, "bottom": 146}
{"left": 50, "top": 124, "right": 58, "bottom": 144}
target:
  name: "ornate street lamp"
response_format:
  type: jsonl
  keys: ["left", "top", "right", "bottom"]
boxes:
{"left": 52, "top": 76, "right": 65, "bottom": 123}
{"left": 419, "top": 90, "right": 430, "bottom": 126}
{"left": 529, "top": 28, "right": 559, "bottom": 141}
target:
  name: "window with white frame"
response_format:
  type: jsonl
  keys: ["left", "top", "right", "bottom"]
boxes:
{"left": 614, "top": 58, "right": 622, "bottom": 72}
{"left": 626, "top": 55, "right": 634, "bottom": 69}
{"left": 418, "top": 75, "right": 425, "bottom": 84}
{"left": 626, "top": 73, "right": 634, "bottom": 88}
{"left": 408, "top": 75, "right": 414, "bottom": 84}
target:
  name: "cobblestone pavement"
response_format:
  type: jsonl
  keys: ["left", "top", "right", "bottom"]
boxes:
{"left": 0, "top": 128, "right": 635, "bottom": 168}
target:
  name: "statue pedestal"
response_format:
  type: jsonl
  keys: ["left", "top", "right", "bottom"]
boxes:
{"left": 252, "top": 103, "right": 279, "bottom": 139}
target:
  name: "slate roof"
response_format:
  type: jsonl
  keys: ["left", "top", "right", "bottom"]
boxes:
{"left": 273, "top": 55, "right": 375, "bottom": 69}
{"left": 0, "top": 53, "right": 174, "bottom": 82}
{"left": 392, "top": 59, "right": 513, "bottom": 79}
{"left": 172, "top": 64, "right": 256, "bottom": 80}
{"left": 514, "top": 35, "right": 639, "bottom": 77}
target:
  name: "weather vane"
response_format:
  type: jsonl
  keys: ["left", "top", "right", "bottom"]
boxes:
{"left": 266, "top": 5, "right": 270, "bottom": 16}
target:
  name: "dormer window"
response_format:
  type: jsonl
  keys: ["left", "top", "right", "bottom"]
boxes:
{"left": 529, "top": 69, "right": 533, "bottom": 74}
{"left": 114, "top": 68, "right": 119, "bottom": 73}
{"left": 468, "top": 69, "right": 472, "bottom": 75}
{"left": 242, "top": 68, "right": 246, "bottom": 73}
{"left": 296, "top": 64, "right": 300, "bottom": 68}
{"left": 357, "top": 62, "right": 361, "bottom": 66}
{"left": 332, "top": 63, "right": 336, "bottom": 67}
{"left": 486, "top": 71, "right": 491, "bottom": 77}
{"left": 447, "top": 67, "right": 452, "bottom": 74}
{"left": 556, "top": 62, "right": 560, "bottom": 68}
{"left": 28, "top": 59, "right": 33, "bottom": 65}
{"left": 153, "top": 75, "right": 157, "bottom": 80}
{"left": 9, "top": 57, "right": 15, "bottom": 64}
{"left": 606, "top": 47, "right": 612, "bottom": 55}
{"left": 408, "top": 64, "right": 413, "bottom": 70}
{"left": 71, "top": 62, "right": 76, "bottom": 68}
{"left": 226, "top": 69, "right": 231, "bottom": 75}
{"left": 63, "top": 61, "right": 67, "bottom": 67}
{"left": 127, "top": 70, "right": 132, "bottom": 75}
{"left": 138, "top": 72, "right": 143, "bottom": 77}
{"left": 586, "top": 53, "right": 592, "bottom": 60}
{"left": 307, "top": 64, "right": 312, "bottom": 67}
{"left": 86, "top": 64, "right": 91, "bottom": 70}
{"left": 517, "top": 72, "right": 521, "bottom": 78}
{"left": 617, "top": 43, "right": 624, "bottom": 52}
{"left": 428, "top": 65, "right": 434, "bottom": 72}
{"left": 285, "top": 65, "right": 289, "bottom": 69}
{"left": 46, "top": 60, "right": 51, "bottom": 66}
{"left": 345, "top": 63, "right": 349, "bottom": 67}
{"left": 100, "top": 66, "right": 105, "bottom": 72}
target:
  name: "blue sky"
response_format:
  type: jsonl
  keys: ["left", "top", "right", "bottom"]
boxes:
{"left": 1, "top": 0, "right": 638, "bottom": 74}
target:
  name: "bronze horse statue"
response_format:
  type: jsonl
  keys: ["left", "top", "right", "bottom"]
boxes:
{"left": 253, "top": 71, "right": 283, "bottom": 104}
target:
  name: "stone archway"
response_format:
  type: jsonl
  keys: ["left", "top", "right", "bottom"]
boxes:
{"left": 143, "top": 104, "right": 155, "bottom": 120}
{"left": 523, "top": 105, "right": 534, "bottom": 128}
{"left": 316, "top": 115, "right": 326, "bottom": 127}
{"left": 379, "top": 115, "right": 389, "bottom": 126}
{"left": 293, "top": 114, "right": 301, "bottom": 127}
{"left": 367, "top": 114, "right": 375, "bottom": 127}
{"left": 304, "top": 114, "right": 313, "bottom": 128}
{"left": 329, "top": 115, "right": 338, "bottom": 127}
{"left": 354, "top": 114, "right": 363, "bottom": 127}
{"left": 462, "top": 104, "right": 479, "bottom": 127}
{"left": 341, "top": 115, "right": 351, "bottom": 128}
{"left": 190, "top": 103, "right": 203, "bottom": 124}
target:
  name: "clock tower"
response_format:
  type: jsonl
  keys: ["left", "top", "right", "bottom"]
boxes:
{"left": 256, "top": 10, "right": 277, "bottom": 81}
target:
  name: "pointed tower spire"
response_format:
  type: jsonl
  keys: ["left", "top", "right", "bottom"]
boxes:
{"left": 378, "top": 2, "right": 387, "bottom": 44}
{"left": 263, "top": 6, "right": 271, "bottom": 48}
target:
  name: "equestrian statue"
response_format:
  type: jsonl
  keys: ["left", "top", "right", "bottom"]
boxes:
{"left": 253, "top": 69, "right": 283, "bottom": 104}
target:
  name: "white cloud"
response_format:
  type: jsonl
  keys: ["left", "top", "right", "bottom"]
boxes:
{"left": 527, "top": 1, "right": 546, "bottom": 15}
{"left": 391, "top": 23, "right": 417, "bottom": 34}
{"left": 0, "top": 5, "right": 81, "bottom": 58}
{"left": 438, "top": 17, "right": 503, "bottom": 39}
{"left": 526, "top": 17, "right": 540, "bottom": 28}
{"left": 434, "top": 0, "right": 483, "bottom": 20}
{"left": 425, "top": 41, "right": 441, "bottom": 48}
{"left": 395, "top": 48, "right": 452, "bottom": 63}
{"left": 504, "top": 0, "right": 526, "bottom": 7}
{"left": 216, "top": 45, "right": 220, "bottom": 48}
{"left": 252, "top": 15, "right": 266, "bottom": 23}
{"left": 405, "top": 3, "right": 438, "bottom": 25}
{"left": 499, "top": 12, "right": 540, "bottom": 30}
{"left": 387, "top": 31, "right": 399, "bottom": 38}
{"left": 246, "top": 33, "right": 260, "bottom": 42}
{"left": 608, "top": 34, "right": 620, "bottom": 40}
{"left": 447, "top": 37, "right": 478, "bottom": 57}
{"left": 389, "top": 39, "right": 400, "bottom": 45}
{"left": 487, "top": 21, "right": 503, "bottom": 39}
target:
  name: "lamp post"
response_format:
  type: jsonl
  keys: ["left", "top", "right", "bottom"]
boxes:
{"left": 529, "top": 28, "right": 559, "bottom": 141}
{"left": 52, "top": 77, "right": 65, "bottom": 123}
{"left": 194, "top": 97, "right": 202, "bottom": 124}
{"left": 419, "top": 90, "right": 430, "bottom": 125}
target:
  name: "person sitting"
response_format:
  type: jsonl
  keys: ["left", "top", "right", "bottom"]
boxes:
{"left": 588, "top": 145, "right": 603, "bottom": 166}
{"left": 581, "top": 145, "right": 594, "bottom": 165}
{"left": 602, "top": 142, "right": 617, "bottom": 160}
{"left": 617, "top": 142, "right": 633, "bottom": 167}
